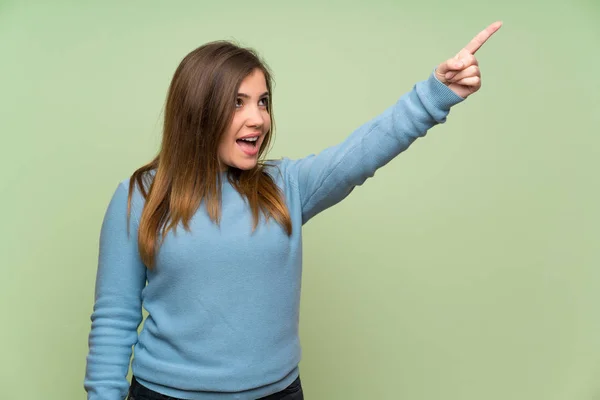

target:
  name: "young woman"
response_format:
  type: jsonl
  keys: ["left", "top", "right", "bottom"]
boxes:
{"left": 85, "top": 21, "right": 502, "bottom": 400}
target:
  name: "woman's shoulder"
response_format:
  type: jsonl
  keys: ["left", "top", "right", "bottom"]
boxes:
{"left": 263, "top": 157, "right": 307, "bottom": 190}
{"left": 262, "top": 157, "right": 295, "bottom": 182}
{"left": 119, "top": 168, "right": 154, "bottom": 190}
{"left": 115, "top": 169, "right": 155, "bottom": 211}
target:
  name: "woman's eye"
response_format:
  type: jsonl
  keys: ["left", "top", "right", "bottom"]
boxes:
{"left": 235, "top": 97, "right": 268, "bottom": 109}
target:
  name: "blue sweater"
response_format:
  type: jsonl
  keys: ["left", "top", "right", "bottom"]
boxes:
{"left": 84, "top": 71, "right": 464, "bottom": 399}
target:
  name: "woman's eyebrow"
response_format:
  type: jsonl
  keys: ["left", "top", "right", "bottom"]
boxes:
{"left": 237, "top": 92, "right": 269, "bottom": 98}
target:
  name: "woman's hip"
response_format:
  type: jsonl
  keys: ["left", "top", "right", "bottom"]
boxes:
{"left": 127, "top": 375, "right": 304, "bottom": 400}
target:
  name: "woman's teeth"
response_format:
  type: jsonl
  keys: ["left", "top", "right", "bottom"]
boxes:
{"left": 238, "top": 137, "right": 258, "bottom": 146}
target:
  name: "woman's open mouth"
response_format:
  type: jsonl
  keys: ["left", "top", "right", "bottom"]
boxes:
{"left": 236, "top": 136, "right": 259, "bottom": 156}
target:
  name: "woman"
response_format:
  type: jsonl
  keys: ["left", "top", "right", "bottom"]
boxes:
{"left": 85, "top": 21, "right": 502, "bottom": 400}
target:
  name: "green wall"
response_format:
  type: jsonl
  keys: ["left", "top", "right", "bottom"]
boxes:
{"left": 2, "top": 1, "right": 599, "bottom": 399}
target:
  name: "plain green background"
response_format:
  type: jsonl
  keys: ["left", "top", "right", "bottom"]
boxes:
{"left": 1, "top": 0, "right": 599, "bottom": 399}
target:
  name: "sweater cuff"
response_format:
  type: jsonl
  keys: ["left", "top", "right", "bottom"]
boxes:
{"left": 415, "top": 68, "right": 465, "bottom": 122}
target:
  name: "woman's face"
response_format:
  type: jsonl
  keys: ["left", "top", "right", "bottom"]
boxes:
{"left": 218, "top": 68, "right": 271, "bottom": 171}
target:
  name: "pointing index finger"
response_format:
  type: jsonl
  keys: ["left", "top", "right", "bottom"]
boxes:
{"left": 463, "top": 21, "right": 503, "bottom": 55}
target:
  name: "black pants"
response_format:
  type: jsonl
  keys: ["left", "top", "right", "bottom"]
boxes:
{"left": 127, "top": 375, "right": 304, "bottom": 400}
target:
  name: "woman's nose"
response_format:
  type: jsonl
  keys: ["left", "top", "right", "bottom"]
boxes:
{"left": 245, "top": 106, "right": 264, "bottom": 127}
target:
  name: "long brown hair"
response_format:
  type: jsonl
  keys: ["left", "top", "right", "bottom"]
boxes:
{"left": 127, "top": 40, "right": 292, "bottom": 269}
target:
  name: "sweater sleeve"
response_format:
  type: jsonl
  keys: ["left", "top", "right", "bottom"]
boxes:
{"left": 287, "top": 70, "right": 465, "bottom": 224}
{"left": 84, "top": 181, "right": 147, "bottom": 400}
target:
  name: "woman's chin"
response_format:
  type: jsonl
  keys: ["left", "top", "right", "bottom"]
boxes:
{"left": 229, "top": 159, "right": 258, "bottom": 171}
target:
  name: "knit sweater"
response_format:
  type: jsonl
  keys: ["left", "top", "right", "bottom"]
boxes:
{"left": 84, "top": 70, "right": 464, "bottom": 399}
